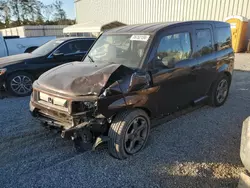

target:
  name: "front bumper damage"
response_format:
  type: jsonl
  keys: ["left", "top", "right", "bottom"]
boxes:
{"left": 30, "top": 62, "right": 153, "bottom": 151}
{"left": 30, "top": 98, "right": 110, "bottom": 150}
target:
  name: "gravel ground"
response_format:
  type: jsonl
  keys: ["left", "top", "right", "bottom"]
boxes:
{"left": 1, "top": 66, "right": 250, "bottom": 187}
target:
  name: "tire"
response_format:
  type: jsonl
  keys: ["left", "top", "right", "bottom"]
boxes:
{"left": 209, "top": 74, "right": 230, "bottom": 107}
{"left": 108, "top": 109, "right": 150, "bottom": 160}
{"left": 6, "top": 72, "right": 34, "bottom": 97}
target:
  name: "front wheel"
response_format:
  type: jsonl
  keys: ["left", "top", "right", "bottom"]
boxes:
{"left": 108, "top": 109, "right": 150, "bottom": 160}
{"left": 6, "top": 72, "right": 34, "bottom": 97}
{"left": 209, "top": 74, "right": 230, "bottom": 107}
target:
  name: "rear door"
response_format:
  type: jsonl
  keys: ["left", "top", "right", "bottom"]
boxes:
{"left": 192, "top": 23, "right": 217, "bottom": 99}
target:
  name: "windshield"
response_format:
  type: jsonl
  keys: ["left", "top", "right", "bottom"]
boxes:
{"left": 85, "top": 34, "right": 150, "bottom": 68}
{"left": 32, "top": 39, "right": 64, "bottom": 56}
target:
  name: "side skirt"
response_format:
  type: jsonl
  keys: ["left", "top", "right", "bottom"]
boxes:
{"left": 151, "top": 96, "right": 208, "bottom": 128}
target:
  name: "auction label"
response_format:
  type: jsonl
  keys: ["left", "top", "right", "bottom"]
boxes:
{"left": 130, "top": 35, "right": 150, "bottom": 41}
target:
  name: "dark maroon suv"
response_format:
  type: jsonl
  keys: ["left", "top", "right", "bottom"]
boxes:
{"left": 30, "top": 21, "right": 234, "bottom": 159}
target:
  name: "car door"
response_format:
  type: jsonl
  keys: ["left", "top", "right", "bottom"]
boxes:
{"left": 33, "top": 39, "right": 95, "bottom": 78}
{"left": 192, "top": 24, "right": 217, "bottom": 98}
{"left": 149, "top": 26, "right": 200, "bottom": 115}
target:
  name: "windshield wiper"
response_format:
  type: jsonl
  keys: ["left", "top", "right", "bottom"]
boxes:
{"left": 87, "top": 55, "right": 94, "bottom": 63}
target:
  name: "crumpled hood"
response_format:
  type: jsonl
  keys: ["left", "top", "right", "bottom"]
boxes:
{"left": 37, "top": 61, "right": 125, "bottom": 96}
{"left": 0, "top": 53, "right": 40, "bottom": 68}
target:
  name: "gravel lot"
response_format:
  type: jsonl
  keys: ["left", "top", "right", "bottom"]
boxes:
{"left": 1, "top": 55, "right": 250, "bottom": 188}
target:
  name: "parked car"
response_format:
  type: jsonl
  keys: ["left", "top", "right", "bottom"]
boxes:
{"left": 239, "top": 117, "right": 250, "bottom": 187}
{"left": 0, "top": 34, "right": 55, "bottom": 57}
{"left": 30, "top": 21, "right": 234, "bottom": 159}
{"left": 0, "top": 37, "right": 95, "bottom": 96}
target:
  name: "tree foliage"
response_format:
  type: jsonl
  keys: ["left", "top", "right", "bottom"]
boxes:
{"left": 53, "top": 0, "right": 66, "bottom": 21}
{"left": 0, "top": 0, "right": 75, "bottom": 29}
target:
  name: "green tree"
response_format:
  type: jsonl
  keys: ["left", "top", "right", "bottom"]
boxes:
{"left": 53, "top": 0, "right": 66, "bottom": 24}
{"left": 0, "top": 0, "right": 11, "bottom": 28}
{"left": 9, "top": 0, "right": 22, "bottom": 25}
{"left": 43, "top": 4, "right": 54, "bottom": 22}
{"left": 0, "top": 0, "right": 70, "bottom": 28}
{"left": 20, "top": 0, "right": 44, "bottom": 24}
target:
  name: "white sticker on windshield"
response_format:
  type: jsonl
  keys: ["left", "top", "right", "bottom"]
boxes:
{"left": 130, "top": 35, "right": 150, "bottom": 41}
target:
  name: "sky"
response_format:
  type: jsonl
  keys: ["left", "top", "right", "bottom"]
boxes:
{"left": 43, "top": 0, "right": 75, "bottom": 19}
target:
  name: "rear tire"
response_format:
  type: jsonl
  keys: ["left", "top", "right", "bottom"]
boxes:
{"left": 6, "top": 72, "right": 34, "bottom": 97}
{"left": 209, "top": 74, "right": 230, "bottom": 107}
{"left": 108, "top": 109, "right": 150, "bottom": 160}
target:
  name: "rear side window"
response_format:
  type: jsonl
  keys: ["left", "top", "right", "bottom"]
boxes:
{"left": 195, "top": 29, "right": 213, "bottom": 56}
{"left": 56, "top": 40, "right": 94, "bottom": 54}
{"left": 157, "top": 32, "right": 192, "bottom": 63}
{"left": 75, "top": 40, "right": 95, "bottom": 51}
{"left": 216, "top": 27, "right": 231, "bottom": 51}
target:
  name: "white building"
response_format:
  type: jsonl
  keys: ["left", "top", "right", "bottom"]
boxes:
{"left": 0, "top": 25, "right": 68, "bottom": 37}
{"left": 64, "top": 0, "right": 250, "bottom": 43}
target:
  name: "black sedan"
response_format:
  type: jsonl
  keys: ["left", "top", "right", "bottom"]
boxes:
{"left": 0, "top": 37, "right": 95, "bottom": 96}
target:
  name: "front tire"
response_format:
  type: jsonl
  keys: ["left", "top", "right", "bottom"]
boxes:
{"left": 209, "top": 74, "right": 230, "bottom": 107}
{"left": 6, "top": 72, "right": 34, "bottom": 97}
{"left": 108, "top": 109, "right": 150, "bottom": 160}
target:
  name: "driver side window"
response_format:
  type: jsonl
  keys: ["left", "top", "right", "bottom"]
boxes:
{"left": 55, "top": 41, "right": 80, "bottom": 55}
{"left": 156, "top": 32, "right": 192, "bottom": 65}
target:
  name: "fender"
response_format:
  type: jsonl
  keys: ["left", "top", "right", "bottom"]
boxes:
{"left": 218, "top": 63, "right": 233, "bottom": 76}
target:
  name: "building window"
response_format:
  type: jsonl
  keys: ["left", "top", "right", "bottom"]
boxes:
{"left": 195, "top": 29, "right": 213, "bottom": 56}
{"left": 157, "top": 32, "right": 192, "bottom": 64}
{"left": 216, "top": 27, "right": 232, "bottom": 51}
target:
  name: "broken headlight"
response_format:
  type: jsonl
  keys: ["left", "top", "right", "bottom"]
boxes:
{"left": 71, "top": 101, "right": 96, "bottom": 113}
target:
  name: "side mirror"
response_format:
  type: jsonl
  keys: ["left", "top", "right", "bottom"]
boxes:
{"left": 162, "top": 57, "right": 175, "bottom": 69}
{"left": 155, "top": 56, "right": 175, "bottom": 69}
{"left": 52, "top": 52, "right": 64, "bottom": 58}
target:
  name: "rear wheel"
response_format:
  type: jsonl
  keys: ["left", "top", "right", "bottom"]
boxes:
{"left": 209, "top": 74, "right": 230, "bottom": 107}
{"left": 6, "top": 72, "right": 34, "bottom": 97}
{"left": 108, "top": 109, "right": 150, "bottom": 159}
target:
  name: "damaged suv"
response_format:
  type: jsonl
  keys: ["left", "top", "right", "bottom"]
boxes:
{"left": 30, "top": 21, "right": 234, "bottom": 159}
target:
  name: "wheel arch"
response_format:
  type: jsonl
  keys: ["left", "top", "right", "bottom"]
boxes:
{"left": 208, "top": 70, "right": 232, "bottom": 96}
{"left": 6, "top": 70, "right": 35, "bottom": 80}
{"left": 134, "top": 107, "right": 151, "bottom": 118}
{"left": 24, "top": 46, "right": 38, "bottom": 53}
{"left": 217, "top": 63, "right": 233, "bottom": 84}
{"left": 223, "top": 71, "right": 232, "bottom": 85}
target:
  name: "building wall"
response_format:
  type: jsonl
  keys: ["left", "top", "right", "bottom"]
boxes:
{"left": 75, "top": 0, "right": 250, "bottom": 39}
{"left": 76, "top": 0, "right": 250, "bottom": 23}
{"left": 0, "top": 25, "right": 68, "bottom": 37}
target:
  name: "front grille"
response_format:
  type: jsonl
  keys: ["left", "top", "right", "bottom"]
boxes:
{"left": 37, "top": 107, "right": 73, "bottom": 127}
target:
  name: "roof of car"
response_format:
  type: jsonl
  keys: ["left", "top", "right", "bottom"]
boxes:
{"left": 105, "top": 21, "right": 229, "bottom": 34}
{"left": 54, "top": 37, "right": 96, "bottom": 42}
